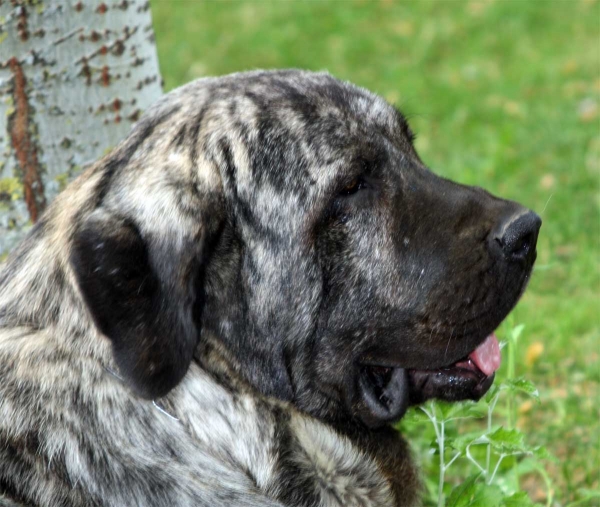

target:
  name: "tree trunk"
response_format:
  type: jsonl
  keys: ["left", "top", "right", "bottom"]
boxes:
{"left": 0, "top": 0, "right": 162, "bottom": 255}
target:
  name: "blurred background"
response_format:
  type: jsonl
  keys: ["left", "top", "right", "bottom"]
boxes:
{"left": 150, "top": 1, "right": 598, "bottom": 505}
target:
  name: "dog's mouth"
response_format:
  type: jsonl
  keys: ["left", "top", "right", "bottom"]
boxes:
{"left": 357, "top": 334, "right": 501, "bottom": 428}
{"left": 406, "top": 333, "right": 500, "bottom": 404}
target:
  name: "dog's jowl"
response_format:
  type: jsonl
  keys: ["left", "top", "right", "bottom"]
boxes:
{"left": 0, "top": 70, "right": 540, "bottom": 506}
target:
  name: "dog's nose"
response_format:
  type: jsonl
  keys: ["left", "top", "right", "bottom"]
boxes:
{"left": 489, "top": 210, "right": 541, "bottom": 263}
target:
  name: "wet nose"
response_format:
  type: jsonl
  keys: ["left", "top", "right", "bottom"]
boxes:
{"left": 489, "top": 210, "right": 541, "bottom": 263}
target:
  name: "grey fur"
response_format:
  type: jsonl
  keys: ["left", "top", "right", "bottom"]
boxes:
{"left": 0, "top": 70, "right": 539, "bottom": 506}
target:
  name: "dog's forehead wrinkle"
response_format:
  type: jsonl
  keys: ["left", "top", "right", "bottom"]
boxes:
{"left": 111, "top": 175, "right": 199, "bottom": 243}
{"left": 175, "top": 75, "right": 398, "bottom": 206}
{"left": 249, "top": 183, "right": 329, "bottom": 238}
{"left": 228, "top": 137, "right": 253, "bottom": 185}
{"left": 228, "top": 96, "right": 261, "bottom": 140}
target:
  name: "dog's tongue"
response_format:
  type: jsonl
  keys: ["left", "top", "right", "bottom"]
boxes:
{"left": 468, "top": 334, "right": 501, "bottom": 376}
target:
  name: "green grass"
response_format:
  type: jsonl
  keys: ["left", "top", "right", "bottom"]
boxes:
{"left": 150, "top": 1, "right": 599, "bottom": 504}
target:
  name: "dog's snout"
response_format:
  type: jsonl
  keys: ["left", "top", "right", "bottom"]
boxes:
{"left": 489, "top": 210, "right": 541, "bottom": 263}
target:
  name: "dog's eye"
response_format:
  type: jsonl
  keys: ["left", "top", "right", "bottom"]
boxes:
{"left": 339, "top": 177, "right": 367, "bottom": 197}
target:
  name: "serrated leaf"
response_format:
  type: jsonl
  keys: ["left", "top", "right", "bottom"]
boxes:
{"left": 402, "top": 407, "right": 432, "bottom": 424}
{"left": 435, "top": 400, "right": 466, "bottom": 420}
{"left": 486, "top": 427, "right": 530, "bottom": 454}
{"left": 502, "top": 491, "right": 536, "bottom": 507}
{"left": 447, "top": 431, "right": 487, "bottom": 453}
{"left": 458, "top": 400, "right": 488, "bottom": 419}
{"left": 504, "top": 378, "right": 540, "bottom": 401}
{"left": 448, "top": 479, "right": 504, "bottom": 507}
{"left": 432, "top": 399, "right": 486, "bottom": 421}
{"left": 484, "top": 383, "right": 501, "bottom": 403}
{"left": 446, "top": 474, "right": 480, "bottom": 507}
{"left": 532, "top": 445, "right": 550, "bottom": 459}
{"left": 469, "top": 484, "right": 504, "bottom": 507}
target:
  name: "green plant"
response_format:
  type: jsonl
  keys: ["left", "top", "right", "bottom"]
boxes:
{"left": 401, "top": 326, "right": 552, "bottom": 507}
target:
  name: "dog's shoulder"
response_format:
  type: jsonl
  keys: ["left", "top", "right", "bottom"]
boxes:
{"left": 0, "top": 328, "right": 267, "bottom": 506}
{"left": 181, "top": 350, "right": 404, "bottom": 506}
{"left": 174, "top": 374, "right": 400, "bottom": 507}
{"left": 0, "top": 326, "right": 400, "bottom": 506}
{"left": 281, "top": 415, "right": 397, "bottom": 507}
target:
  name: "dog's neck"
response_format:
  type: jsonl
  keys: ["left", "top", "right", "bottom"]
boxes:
{"left": 194, "top": 332, "right": 259, "bottom": 395}
{"left": 195, "top": 332, "right": 421, "bottom": 505}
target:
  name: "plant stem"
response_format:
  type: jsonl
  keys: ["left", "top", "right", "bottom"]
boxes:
{"left": 438, "top": 420, "right": 445, "bottom": 507}
{"left": 421, "top": 405, "right": 447, "bottom": 507}
{"left": 507, "top": 331, "right": 517, "bottom": 429}
{"left": 489, "top": 453, "right": 506, "bottom": 484}
{"left": 466, "top": 443, "right": 486, "bottom": 474}
{"left": 486, "top": 393, "right": 498, "bottom": 477}
{"left": 447, "top": 452, "right": 461, "bottom": 468}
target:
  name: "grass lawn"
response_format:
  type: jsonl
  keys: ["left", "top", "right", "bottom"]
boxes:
{"left": 151, "top": 1, "right": 599, "bottom": 505}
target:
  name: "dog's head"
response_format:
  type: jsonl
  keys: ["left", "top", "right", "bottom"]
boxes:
{"left": 71, "top": 70, "right": 540, "bottom": 428}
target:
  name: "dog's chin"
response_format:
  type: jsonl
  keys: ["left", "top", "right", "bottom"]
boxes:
{"left": 354, "top": 334, "right": 500, "bottom": 428}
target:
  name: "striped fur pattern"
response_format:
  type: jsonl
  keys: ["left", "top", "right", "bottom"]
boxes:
{"left": 0, "top": 70, "right": 535, "bottom": 506}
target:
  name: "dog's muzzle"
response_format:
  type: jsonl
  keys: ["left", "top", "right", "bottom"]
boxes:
{"left": 356, "top": 333, "right": 502, "bottom": 428}
{"left": 407, "top": 333, "right": 500, "bottom": 404}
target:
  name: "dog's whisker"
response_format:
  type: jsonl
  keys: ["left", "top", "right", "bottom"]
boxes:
{"left": 103, "top": 366, "right": 125, "bottom": 383}
{"left": 152, "top": 400, "right": 180, "bottom": 422}
{"left": 541, "top": 193, "right": 555, "bottom": 215}
{"left": 443, "top": 328, "right": 454, "bottom": 362}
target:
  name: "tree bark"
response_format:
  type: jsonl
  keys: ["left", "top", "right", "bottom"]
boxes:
{"left": 0, "top": 0, "right": 162, "bottom": 255}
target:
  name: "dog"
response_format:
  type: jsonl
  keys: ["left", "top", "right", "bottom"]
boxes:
{"left": 0, "top": 70, "right": 540, "bottom": 506}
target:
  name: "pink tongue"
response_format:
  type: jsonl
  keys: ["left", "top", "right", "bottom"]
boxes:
{"left": 468, "top": 333, "right": 501, "bottom": 376}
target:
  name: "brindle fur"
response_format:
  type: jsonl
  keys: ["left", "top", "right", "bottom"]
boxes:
{"left": 0, "top": 70, "right": 537, "bottom": 506}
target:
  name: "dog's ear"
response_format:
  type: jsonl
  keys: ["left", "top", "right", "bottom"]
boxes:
{"left": 71, "top": 211, "right": 207, "bottom": 399}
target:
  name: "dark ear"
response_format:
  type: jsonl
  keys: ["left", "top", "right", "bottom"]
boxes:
{"left": 71, "top": 213, "right": 202, "bottom": 399}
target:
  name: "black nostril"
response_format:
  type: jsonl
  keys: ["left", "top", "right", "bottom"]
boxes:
{"left": 490, "top": 210, "right": 541, "bottom": 263}
{"left": 513, "top": 231, "right": 533, "bottom": 258}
